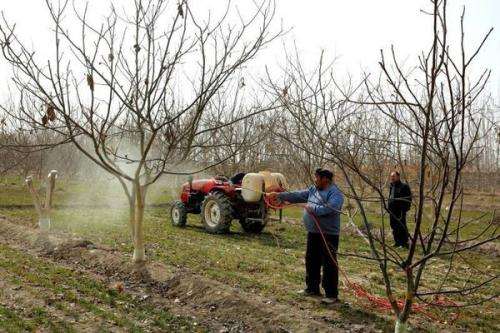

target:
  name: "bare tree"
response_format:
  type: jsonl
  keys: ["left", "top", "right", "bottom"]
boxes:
{"left": 0, "top": 0, "right": 283, "bottom": 266}
{"left": 268, "top": 1, "right": 498, "bottom": 331}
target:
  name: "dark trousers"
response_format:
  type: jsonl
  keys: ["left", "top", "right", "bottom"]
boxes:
{"left": 305, "top": 232, "right": 339, "bottom": 298}
{"left": 389, "top": 210, "right": 409, "bottom": 246}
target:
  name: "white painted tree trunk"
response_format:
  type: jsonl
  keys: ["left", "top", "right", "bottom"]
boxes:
{"left": 132, "top": 216, "right": 146, "bottom": 263}
{"left": 131, "top": 186, "right": 146, "bottom": 264}
{"left": 128, "top": 205, "right": 136, "bottom": 239}
{"left": 39, "top": 217, "right": 51, "bottom": 234}
{"left": 26, "top": 171, "right": 58, "bottom": 242}
{"left": 132, "top": 246, "right": 145, "bottom": 262}
{"left": 394, "top": 319, "right": 409, "bottom": 333}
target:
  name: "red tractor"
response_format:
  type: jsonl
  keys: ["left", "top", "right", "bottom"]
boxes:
{"left": 170, "top": 172, "right": 286, "bottom": 234}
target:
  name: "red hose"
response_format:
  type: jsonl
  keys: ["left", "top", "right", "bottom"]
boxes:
{"left": 264, "top": 195, "right": 459, "bottom": 322}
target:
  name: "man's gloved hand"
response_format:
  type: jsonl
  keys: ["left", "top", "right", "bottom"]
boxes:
{"left": 266, "top": 192, "right": 279, "bottom": 200}
{"left": 264, "top": 192, "right": 292, "bottom": 206}
{"left": 266, "top": 192, "right": 291, "bottom": 205}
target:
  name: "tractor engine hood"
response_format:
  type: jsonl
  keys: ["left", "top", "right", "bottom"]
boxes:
{"left": 182, "top": 178, "right": 229, "bottom": 192}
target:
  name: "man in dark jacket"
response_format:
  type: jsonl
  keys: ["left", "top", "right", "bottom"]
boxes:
{"left": 268, "top": 168, "right": 343, "bottom": 304}
{"left": 388, "top": 171, "right": 412, "bottom": 248}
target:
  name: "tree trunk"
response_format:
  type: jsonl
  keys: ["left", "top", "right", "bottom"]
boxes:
{"left": 128, "top": 200, "right": 136, "bottom": 239}
{"left": 132, "top": 184, "right": 146, "bottom": 264}
{"left": 394, "top": 318, "right": 409, "bottom": 333}
{"left": 132, "top": 207, "right": 145, "bottom": 263}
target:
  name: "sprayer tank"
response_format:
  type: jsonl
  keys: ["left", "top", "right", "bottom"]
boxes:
{"left": 270, "top": 172, "right": 288, "bottom": 190}
{"left": 241, "top": 173, "right": 265, "bottom": 203}
{"left": 241, "top": 172, "right": 289, "bottom": 203}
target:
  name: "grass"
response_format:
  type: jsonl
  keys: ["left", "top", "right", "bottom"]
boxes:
{"left": 0, "top": 242, "right": 203, "bottom": 332}
{"left": 0, "top": 176, "right": 498, "bottom": 332}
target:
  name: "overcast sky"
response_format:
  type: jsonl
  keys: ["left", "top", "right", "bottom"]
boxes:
{"left": 1, "top": 0, "right": 499, "bottom": 105}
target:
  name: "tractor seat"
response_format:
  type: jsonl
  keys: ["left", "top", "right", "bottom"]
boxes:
{"left": 230, "top": 172, "right": 246, "bottom": 185}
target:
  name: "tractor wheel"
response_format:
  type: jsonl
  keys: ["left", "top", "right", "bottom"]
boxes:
{"left": 201, "top": 192, "right": 233, "bottom": 234}
{"left": 239, "top": 218, "right": 266, "bottom": 234}
{"left": 170, "top": 200, "right": 187, "bottom": 227}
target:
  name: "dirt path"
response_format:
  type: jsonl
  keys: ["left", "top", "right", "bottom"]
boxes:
{"left": 0, "top": 218, "right": 383, "bottom": 332}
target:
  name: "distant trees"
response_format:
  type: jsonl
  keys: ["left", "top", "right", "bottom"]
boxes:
{"left": 0, "top": 0, "right": 282, "bottom": 267}
{"left": 0, "top": 109, "right": 78, "bottom": 178}
{"left": 269, "top": 0, "right": 499, "bottom": 332}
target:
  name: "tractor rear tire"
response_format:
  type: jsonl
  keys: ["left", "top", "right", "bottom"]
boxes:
{"left": 239, "top": 219, "right": 266, "bottom": 234}
{"left": 201, "top": 192, "right": 233, "bottom": 234}
{"left": 170, "top": 200, "right": 187, "bottom": 227}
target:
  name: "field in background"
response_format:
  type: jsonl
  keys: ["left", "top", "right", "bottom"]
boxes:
{"left": 0, "top": 176, "right": 498, "bottom": 332}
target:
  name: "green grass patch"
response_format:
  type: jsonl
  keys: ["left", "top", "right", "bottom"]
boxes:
{"left": 0, "top": 243, "right": 203, "bottom": 332}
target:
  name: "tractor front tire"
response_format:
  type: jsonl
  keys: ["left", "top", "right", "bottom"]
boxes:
{"left": 201, "top": 192, "right": 233, "bottom": 234}
{"left": 170, "top": 200, "right": 187, "bottom": 227}
{"left": 239, "top": 218, "right": 266, "bottom": 234}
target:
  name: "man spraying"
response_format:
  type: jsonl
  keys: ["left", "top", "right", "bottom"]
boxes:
{"left": 268, "top": 168, "right": 344, "bottom": 304}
